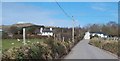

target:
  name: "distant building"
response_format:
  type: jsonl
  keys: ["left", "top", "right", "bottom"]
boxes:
{"left": 84, "top": 31, "right": 90, "bottom": 39}
{"left": 13, "top": 23, "right": 44, "bottom": 34}
{"left": 90, "top": 32, "right": 108, "bottom": 38}
{"left": 37, "top": 27, "right": 53, "bottom": 36}
{"left": 2, "top": 23, "right": 54, "bottom": 38}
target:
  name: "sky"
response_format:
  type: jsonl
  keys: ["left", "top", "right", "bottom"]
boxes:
{"left": 2, "top": 2, "right": 118, "bottom": 27}
{"left": 1, "top": 0, "right": 119, "bottom": 2}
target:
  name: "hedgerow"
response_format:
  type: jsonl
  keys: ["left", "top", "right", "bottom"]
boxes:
{"left": 2, "top": 38, "right": 73, "bottom": 60}
{"left": 89, "top": 37, "right": 118, "bottom": 55}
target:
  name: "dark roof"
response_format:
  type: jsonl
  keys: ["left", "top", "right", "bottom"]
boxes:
{"left": 13, "top": 23, "right": 44, "bottom": 28}
{"left": 42, "top": 30, "right": 52, "bottom": 32}
{"left": 90, "top": 32, "right": 107, "bottom": 35}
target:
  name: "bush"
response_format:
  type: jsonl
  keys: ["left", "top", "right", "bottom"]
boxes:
{"left": 2, "top": 31, "right": 10, "bottom": 39}
{"left": 2, "top": 45, "right": 31, "bottom": 59}
{"left": 12, "top": 35, "right": 23, "bottom": 39}
{"left": 44, "top": 38, "right": 68, "bottom": 59}
{"left": 102, "top": 42, "right": 118, "bottom": 55}
{"left": 2, "top": 34, "right": 84, "bottom": 60}
{"left": 89, "top": 37, "right": 101, "bottom": 47}
{"left": 89, "top": 38, "right": 118, "bottom": 55}
{"left": 2, "top": 38, "right": 70, "bottom": 60}
{"left": 2, "top": 42, "right": 53, "bottom": 60}
{"left": 29, "top": 42, "right": 52, "bottom": 59}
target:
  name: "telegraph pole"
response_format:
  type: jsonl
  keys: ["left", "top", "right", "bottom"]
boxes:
{"left": 72, "top": 16, "right": 75, "bottom": 43}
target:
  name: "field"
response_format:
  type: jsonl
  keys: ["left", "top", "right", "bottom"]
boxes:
{"left": 2, "top": 39, "right": 45, "bottom": 50}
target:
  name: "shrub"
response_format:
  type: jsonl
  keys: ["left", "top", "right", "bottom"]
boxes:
{"left": 2, "top": 38, "right": 69, "bottom": 60}
{"left": 89, "top": 38, "right": 118, "bottom": 55}
{"left": 2, "top": 43, "right": 52, "bottom": 59}
{"left": 44, "top": 38, "right": 68, "bottom": 59}
{"left": 2, "top": 31, "right": 10, "bottom": 39}
{"left": 102, "top": 42, "right": 118, "bottom": 55}
{"left": 12, "top": 35, "right": 23, "bottom": 39}
{"left": 2, "top": 45, "right": 31, "bottom": 59}
{"left": 29, "top": 42, "right": 52, "bottom": 59}
{"left": 2, "top": 35, "right": 84, "bottom": 60}
{"left": 56, "top": 41, "right": 68, "bottom": 57}
{"left": 89, "top": 37, "right": 101, "bottom": 47}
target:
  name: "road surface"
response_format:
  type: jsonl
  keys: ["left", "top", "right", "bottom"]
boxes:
{"left": 64, "top": 39, "right": 118, "bottom": 59}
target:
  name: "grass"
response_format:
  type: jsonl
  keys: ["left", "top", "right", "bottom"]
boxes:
{"left": 0, "top": 39, "right": 1, "bottom": 54}
{"left": 2, "top": 39, "right": 46, "bottom": 50}
{"left": 89, "top": 37, "right": 118, "bottom": 55}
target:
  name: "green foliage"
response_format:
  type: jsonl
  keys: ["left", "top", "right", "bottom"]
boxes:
{"left": 9, "top": 26, "right": 22, "bottom": 35}
{"left": 2, "top": 39, "right": 45, "bottom": 50}
{"left": 2, "top": 38, "right": 73, "bottom": 60}
{"left": 89, "top": 38, "right": 118, "bottom": 55}
{"left": 85, "top": 21, "right": 119, "bottom": 36}
{"left": 26, "top": 27, "right": 36, "bottom": 34}
{"left": 2, "top": 26, "right": 85, "bottom": 60}
{"left": 44, "top": 38, "right": 68, "bottom": 58}
{"left": 102, "top": 42, "right": 118, "bottom": 55}
{"left": 89, "top": 38, "right": 101, "bottom": 47}
{"left": 2, "top": 31, "right": 10, "bottom": 39}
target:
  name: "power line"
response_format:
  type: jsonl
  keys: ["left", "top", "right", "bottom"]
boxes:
{"left": 54, "top": 0, "right": 73, "bottom": 20}
{"left": 54, "top": 0, "right": 75, "bottom": 42}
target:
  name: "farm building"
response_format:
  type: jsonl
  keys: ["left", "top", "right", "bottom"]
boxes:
{"left": 9, "top": 23, "right": 44, "bottom": 36}
{"left": 2, "top": 23, "right": 54, "bottom": 38}
{"left": 13, "top": 23, "right": 54, "bottom": 36}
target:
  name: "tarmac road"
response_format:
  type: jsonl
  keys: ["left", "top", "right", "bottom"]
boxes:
{"left": 64, "top": 39, "right": 118, "bottom": 59}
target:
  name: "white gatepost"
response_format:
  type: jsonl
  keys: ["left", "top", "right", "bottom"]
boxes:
{"left": 62, "top": 37, "right": 64, "bottom": 42}
{"left": 23, "top": 28, "right": 26, "bottom": 45}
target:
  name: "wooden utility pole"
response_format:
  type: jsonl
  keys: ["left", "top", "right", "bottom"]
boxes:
{"left": 23, "top": 28, "right": 26, "bottom": 45}
{"left": 72, "top": 16, "right": 75, "bottom": 43}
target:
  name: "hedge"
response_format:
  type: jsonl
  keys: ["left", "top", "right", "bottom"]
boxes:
{"left": 89, "top": 37, "right": 118, "bottom": 55}
{"left": 2, "top": 38, "right": 73, "bottom": 60}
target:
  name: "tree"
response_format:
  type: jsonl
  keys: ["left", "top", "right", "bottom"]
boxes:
{"left": 2, "top": 31, "right": 10, "bottom": 39}
{"left": 106, "top": 21, "right": 118, "bottom": 36}
{"left": 9, "top": 26, "right": 22, "bottom": 35}
{"left": 9, "top": 26, "right": 18, "bottom": 34}
{"left": 84, "top": 21, "right": 119, "bottom": 37}
{"left": 26, "top": 26, "right": 36, "bottom": 34}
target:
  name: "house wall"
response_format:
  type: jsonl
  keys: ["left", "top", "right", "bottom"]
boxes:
{"left": 84, "top": 32, "right": 90, "bottom": 39}
{"left": 41, "top": 32, "right": 53, "bottom": 36}
{"left": 91, "top": 33, "right": 108, "bottom": 38}
{"left": 39, "top": 27, "right": 53, "bottom": 36}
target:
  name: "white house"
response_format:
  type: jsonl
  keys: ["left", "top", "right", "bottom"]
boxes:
{"left": 90, "top": 32, "right": 108, "bottom": 38}
{"left": 84, "top": 31, "right": 90, "bottom": 39}
{"left": 38, "top": 27, "right": 53, "bottom": 36}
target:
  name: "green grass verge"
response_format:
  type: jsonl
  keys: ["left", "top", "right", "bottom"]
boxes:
{"left": 89, "top": 37, "right": 118, "bottom": 55}
{"left": 2, "top": 39, "right": 45, "bottom": 50}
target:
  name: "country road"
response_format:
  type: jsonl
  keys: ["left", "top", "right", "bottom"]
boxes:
{"left": 64, "top": 39, "right": 118, "bottom": 59}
